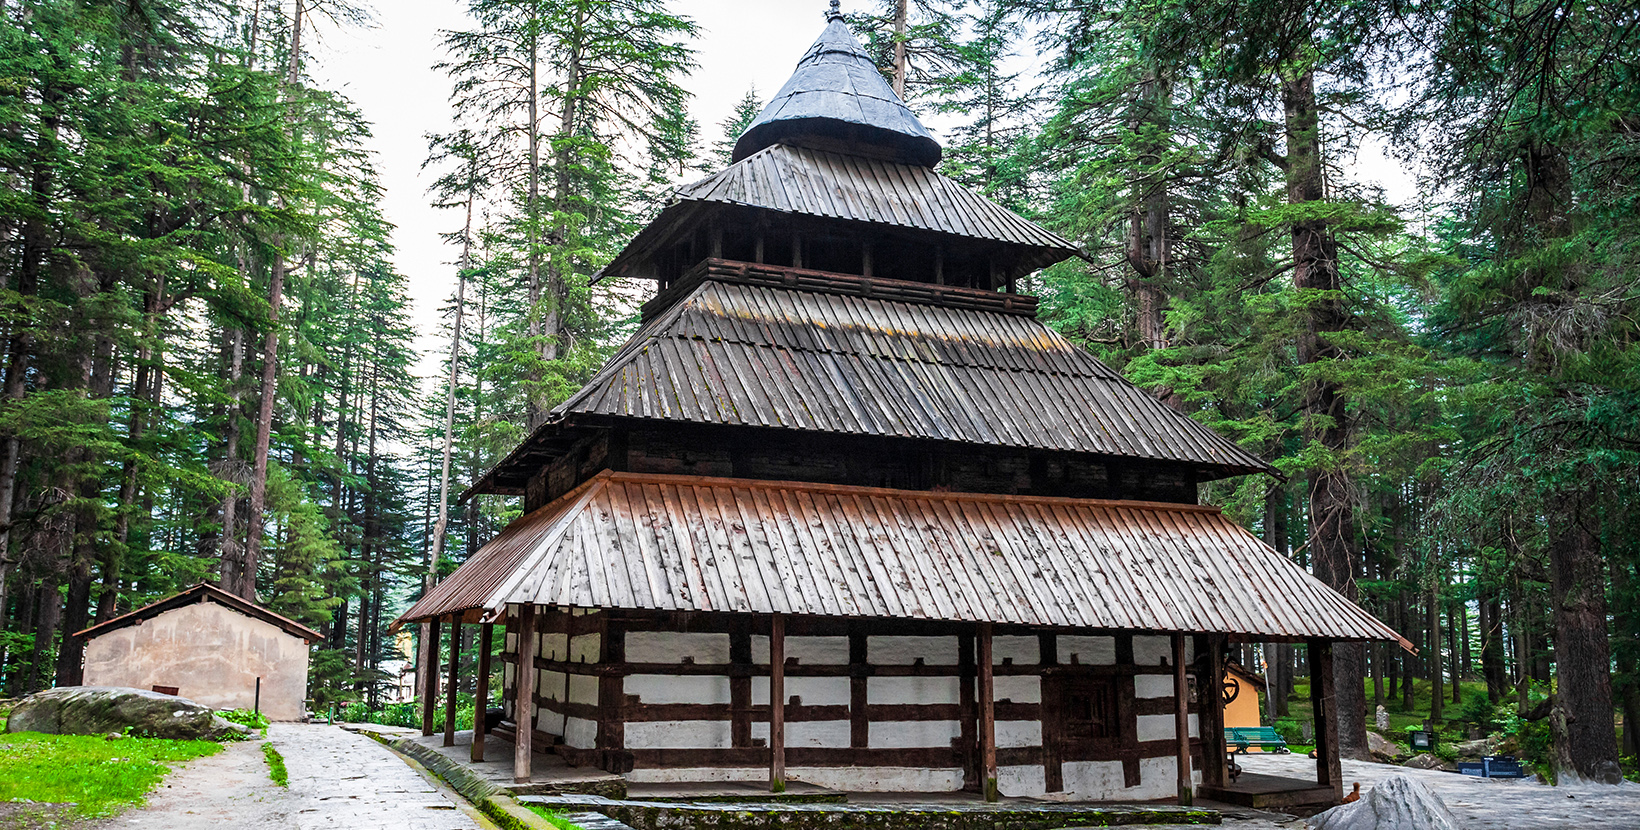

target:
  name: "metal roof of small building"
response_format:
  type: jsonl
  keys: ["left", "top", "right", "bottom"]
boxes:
{"left": 399, "top": 470, "right": 1405, "bottom": 646}
{"left": 76, "top": 582, "right": 323, "bottom": 643}
{"left": 561, "top": 262, "right": 1269, "bottom": 473}
{"left": 731, "top": 6, "right": 941, "bottom": 167}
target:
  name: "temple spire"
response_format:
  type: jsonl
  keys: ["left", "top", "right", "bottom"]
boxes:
{"left": 731, "top": 6, "right": 941, "bottom": 167}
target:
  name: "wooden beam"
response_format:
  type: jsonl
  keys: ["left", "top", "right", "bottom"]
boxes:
{"left": 421, "top": 618, "right": 440, "bottom": 737}
{"left": 1172, "top": 633, "right": 1193, "bottom": 806}
{"left": 444, "top": 616, "right": 462, "bottom": 747}
{"left": 770, "top": 613, "right": 787, "bottom": 793}
{"left": 472, "top": 622, "right": 493, "bottom": 762}
{"left": 978, "top": 622, "right": 998, "bottom": 802}
{"left": 861, "top": 240, "right": 873, "bottom": 277}
{"left": 514, "top": 605, "right": 538, "bottom": 784}
{"left": 934, "top": 246, "right": 945, "bottom": 285}
{"left": 1310, "top": 639, "right": 1342, "bottom": 800}
{"left": 1197, "top": 634, "right": 1228, "bottom": 787}
{"left": 791, "top": 232, "right": 803, "bottom": 268}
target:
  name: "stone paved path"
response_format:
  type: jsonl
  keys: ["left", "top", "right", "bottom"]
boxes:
{"left": 268, "top": 723, "right": 488, "bottom": 830}
{"left": 95, "top": 724, "right": 488, "bottom": 830}
{"left": 1237, "top": 753, "right": 1640, "bottom": 829}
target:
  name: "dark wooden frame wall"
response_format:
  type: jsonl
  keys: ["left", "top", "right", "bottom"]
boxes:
{"left": 494, "top": 607, "right": 1216, "bottom": 793}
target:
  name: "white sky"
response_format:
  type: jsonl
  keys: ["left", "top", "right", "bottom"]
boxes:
{"left": 307, "top": 0, "right": 1415, "bottom": 391}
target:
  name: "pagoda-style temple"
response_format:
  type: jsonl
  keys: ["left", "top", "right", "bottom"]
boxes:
{"left": 397, "top": 5, "right": 1404, "bottom": 807}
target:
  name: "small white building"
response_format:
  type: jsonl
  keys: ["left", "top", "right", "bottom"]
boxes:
{"left": 76, "top": 583, "right": 321, "bottom": 721}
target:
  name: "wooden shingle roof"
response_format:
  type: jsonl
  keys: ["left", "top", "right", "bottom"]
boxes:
{"left": 561, "top": 261, "right": 1268, "bottom": 472}
{"left": 402, "top": 470, "right": 1405, "bottom": 646}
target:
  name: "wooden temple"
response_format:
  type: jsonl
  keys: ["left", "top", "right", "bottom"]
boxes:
{"left": 395, "top": 5, "right": 1404, "bottom": 807}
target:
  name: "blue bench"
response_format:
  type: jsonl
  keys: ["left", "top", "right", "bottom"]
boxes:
{"left": 1457, "top": 756, "right": 1525, "bottom": 778}
{"left": 1226, "top": 726, "right": 1291, "bottom": 754}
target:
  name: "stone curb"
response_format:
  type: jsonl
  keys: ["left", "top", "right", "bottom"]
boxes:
{"left": 350, "top": 725, "right": 637, "bottom": 830}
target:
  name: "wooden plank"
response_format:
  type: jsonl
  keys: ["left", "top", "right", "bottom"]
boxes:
{"left": 1173, "top": 633, "right": 1193, "bottom": 806}
{"left": 730, "top": 622, "right": 752, "bottom": 747}
{"left": 1197, "top": 634, "right": 1228, "bottom": 787}
{"left": 958, "top": 630, "right": 978, "bottom": 791}
{"left": 849, "top": 629, "right": 868, "bottom": 748}
{"left": 770, "top": 613, "right": 787, "bottom": 793}
{"left": 978, "top": 622, "right": 998, "bottom": 802}
{"left": 473, "top": 623, "right": 493, "bottom": 762}
{"left": 444, "top": 617, "right": 462, "bottom": 747}
{"left": 1311, "top": 639, "right": 1342, "bottom": 800}
{"left": 421, "top": 618, "right": 440, "bottom": 737}
{"left": 514, "top": 605, "right": 537, "bottom": 784}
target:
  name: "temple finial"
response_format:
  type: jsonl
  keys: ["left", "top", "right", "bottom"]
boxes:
{"left": 827, "top": 0, "right": 842, "bottom": 21}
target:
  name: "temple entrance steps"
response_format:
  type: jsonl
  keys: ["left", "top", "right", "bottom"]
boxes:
{"left": 519, "top": 792, "right": 1221, "bottom": 830}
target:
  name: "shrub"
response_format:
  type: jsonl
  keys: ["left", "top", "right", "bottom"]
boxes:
{"left": 218, "top": 709, "right": 270, "bottom": 730}
{"left": 1272, "top": 717, "right": 1309, "bottom": 745}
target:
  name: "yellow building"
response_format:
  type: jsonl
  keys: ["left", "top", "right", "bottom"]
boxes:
{"left": 1222, "top": 662, "right": 1267, "bottom": 730}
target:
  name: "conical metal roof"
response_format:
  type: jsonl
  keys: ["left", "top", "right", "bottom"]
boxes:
{"left": 731, "top": 2, "right": 941, "bottom": 167}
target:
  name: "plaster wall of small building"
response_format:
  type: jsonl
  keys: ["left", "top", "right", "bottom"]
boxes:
{"left": 81, "top": 601, "right": 310, "bottom": 720}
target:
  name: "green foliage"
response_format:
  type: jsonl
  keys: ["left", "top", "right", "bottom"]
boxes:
{"left": 338, "top": 694, "right": 476, "bottom": 732}
{"left": 527, "top": 808, "right": 588, "bottom": 830}
{"left": 262, "top": 742, "right": 289, "bottom": 787}
{"left": 217, "top": 709, "right": 270, "bottom": 731}
{"left": 0, "top": 733, "right": 220, "bottom": 819}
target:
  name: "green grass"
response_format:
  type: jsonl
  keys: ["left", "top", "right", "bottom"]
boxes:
{"left": 0, "top": 732, "right": 220, "bottom": 819}
{"left": 525, "top": 806, "right": 587, "bottom": 829}
{"left": 220, "top": 708, "right": 271, "bottom": 730}
{"left": 262, "top": 742, "right": 288, "bottom": 787}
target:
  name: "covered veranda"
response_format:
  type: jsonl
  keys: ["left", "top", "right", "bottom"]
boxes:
{"left": 394, "top": 471, "right": 1409, "bottom": 808}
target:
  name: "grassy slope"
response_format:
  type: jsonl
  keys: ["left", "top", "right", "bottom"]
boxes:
{"left": 0, "top": 732, "right": 220, "bottom": 819}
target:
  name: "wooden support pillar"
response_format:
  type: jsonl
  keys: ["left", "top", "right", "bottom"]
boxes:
{"left": 1310, "top": 639, "right": 1342, "bottom": 800}
{"left": 934, "top": 247, "right": 945, "bottom": 285}
{"left": 472, "top": 622, "right": 493, "bottom": 762}
{"left": 861, "top": 241, "right": 874, "bottom": 277}
{"left": 754, "top": 233, "right": 765, "bottom": 264}
{"left": 709, "top": 223, "right": 723, "bottom": 259}
{"left": 1172, "top": 633, "right": 1193, "bottom": 806}
{"left": 978, "top": 622, "right": 998, "bottom": 802}
{"left": 514, "top": 604, "right": 537, "bottom": 784}
{"left": 421, "top": 618, "right": 441, "bottom": 736}
{"left": 444, "top": 615, "right": 461, "bottom": 746}
{"left": 791, "top": 232, "right": 803, "bottom": 268}
{"left": 769, "top": 613, "right": 787, "bottom": 793}
{"left": 1197, "top": 635, "right": 1228, "bottom": 787}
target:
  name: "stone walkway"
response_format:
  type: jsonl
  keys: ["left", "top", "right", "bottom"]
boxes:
{"left": 1235, "top": 753, "right": 1640, "bottom": 829}
{"left": 95, "top": 724, "right": 490, "bottom": 830}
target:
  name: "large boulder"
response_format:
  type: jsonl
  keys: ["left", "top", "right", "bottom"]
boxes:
{"left": 1401, "top": 753, "right": 1446, "bottom": 770}
{"left": 5, "top": 686, "right": 250, "bottom": 741}
{"left": 1307, "top": 775, "right": 1461, "bottom": 830}
{"left": 1367, "top": 731, "right": 1403, "bottom": 762}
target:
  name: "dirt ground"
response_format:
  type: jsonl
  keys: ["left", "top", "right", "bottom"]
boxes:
{"left": 86, "top": 738, "right": 294, "bottom": 830}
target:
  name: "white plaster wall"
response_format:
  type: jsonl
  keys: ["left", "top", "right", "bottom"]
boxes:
{"left": 1057, "top": 636, "right": 1115, "bottom": 666}
{"left": 541, "top": 632, "right": 569, "bottom": 661}
{"left": 868, "top": 636, "right": 958, "bottom": 665}
{"left": 568, "top": 632, "right": 601, "bottom": 663}
{"left": 869, "top": 719, "right": 961, "bottom": 749}
{"left": 752, "top": 719, "right": 852, "bottom": 748}
{"left": 506, "top": 631, "right": 518, "bottom": 652}
{"left": 626, "top": 631, "right": 729, "bottom": 664}
{"left": 992, "top": 636, "right": 1038, "bottom": 665}
{"left": 998, "top": 764, "right": 1046, "bottom": 797}
{"left": 542, "top": 670, "right": 567, "bottom": 700}
{"left": 81, "top": 601, "right": 311, "bottom": 721}
{"left": 567, "top": 673, "right": 600, "bottom": 705}
{"left": 1062, "top": 760, "right": 1126, "bottom": 797}
{"left": 1137, "top": 713, "right": 1200, "bottom": 741}
{"left": 996, "top": 719, "right": 1041, "bottom": 748}
{"left": 1134, "top": 635, "right": 1181, "bottom": 666}
{"left": 751, "top": 675, "right": 849, "bottom": 706}
{"left": 992, "top": 675, "right": 1039, "bottom": 703}
{"left": 564, "top": 716, "right": 599, "bottom": 748}
{"left": 626, "top": 674, "right": 731, "bottom": 705}
{"left": 1134, "top": 674, "right": 1174, "bottom": 699}
{"left": 752, "top": 635, "right": 848, "bottom": 665}
{"left": 538, "top": 706, "right": 566, "bottom": 735}
{"left": 868, "top": 676, "right": 960, "bottom": 705}
{"left": 625, "top": 766, "right": 965, "bottom": 792}
{"left": 625, "top": 719, "right": 732, "bottom": 749}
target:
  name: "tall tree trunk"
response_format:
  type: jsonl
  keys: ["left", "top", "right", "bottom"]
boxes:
{"left": 1548, "top": 513, "right": 1620, "bottom": 782}
{"left": 1428, "top": 590, "right": 1443, "bottom": 721}
{"left": 427, "top": 162, "right": 475, "bottom": 608}
{"left": 1281, "top": 64, "right": 1365, "bottom": 759}
{"left": 890, "top": 0, "right": 908, "bottom": 99}
{"left": 239, "top": 0, "right": 303, "bottom": 601}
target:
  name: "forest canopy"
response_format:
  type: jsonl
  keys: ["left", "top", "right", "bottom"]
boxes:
{"left": 1, "top": 0, "right": 1636, "bottom": 785}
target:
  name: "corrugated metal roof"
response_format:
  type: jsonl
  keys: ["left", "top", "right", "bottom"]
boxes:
{"left": 399, "top": 471, "right": 1404, "bottom": 645}
{"left": 731, "top": 13, "right": 940, "bottom": 166}
{"left": 552, "top": 267, "right": 1270, "bottom": 474}
{"left": 686, "top": 144, "right": 1074, "bottom": 253}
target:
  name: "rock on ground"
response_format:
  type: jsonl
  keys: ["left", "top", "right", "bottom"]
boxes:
{"left": 1307, "top": 775, "right": 1460, "bottom": 830}
{"left": 1366, "top": 732, "right": 1402, "bottom": 762}
{"left": 5, "top": 686, "right": 249, "bottom": 741}
{"left": 1401, "top": 753, "right": 1445, "bottom": 770}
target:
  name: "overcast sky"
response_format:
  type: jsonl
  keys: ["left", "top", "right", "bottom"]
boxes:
{"left": 306, "top": 0, "right": 1413, "bottom": 390}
